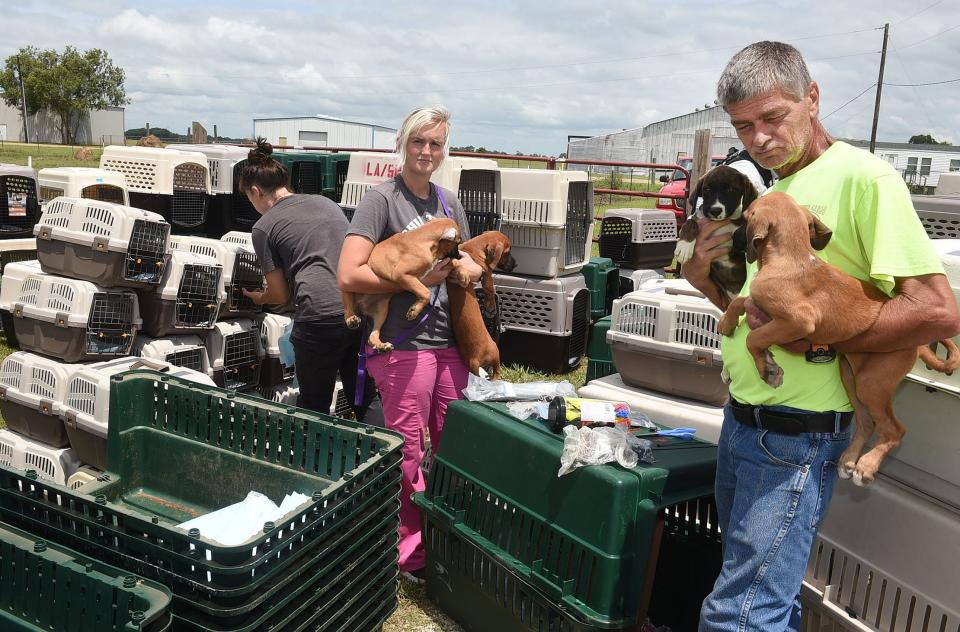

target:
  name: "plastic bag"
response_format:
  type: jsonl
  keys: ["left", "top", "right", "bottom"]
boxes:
{"left": 278, "top": 320, "right": 296, "bottom": 369}
{"left": 462, "top": 372, "right": 577, "bottom": 402}
{"left": 177, "top": 490, "right": 311, "bottom": 546}
{"left": 558, "top": 425, "right": 654, "bottom": 476}
{"left": 505, "top": 401, "right": 542, "bottom": 420}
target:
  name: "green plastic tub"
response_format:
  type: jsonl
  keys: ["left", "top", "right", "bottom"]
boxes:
{"left": 585, "top": 315, "right": 615, "bottom": 383}
{"left": 580, "top": 257, "right": 619, "bottom": 320}
{"left": 0, "top": 521, "right": 173, "bottom": 632}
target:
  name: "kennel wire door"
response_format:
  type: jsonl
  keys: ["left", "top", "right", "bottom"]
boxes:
{"left": 137, "top": 250, "right": 225, "bottom": 337}
{"left": 431, "top": 157, "right": 502, "bottom": 237}
{"left": 0, "top": 164, "right": 41, "bottom": 239}
{"left": 208, "top": 318, "right": 264, "bottom": 391}
{"left": 169, "top": 235, "right": 263, "bottom": 316}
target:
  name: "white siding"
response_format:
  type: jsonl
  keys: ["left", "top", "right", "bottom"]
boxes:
{"left": 253, "top": 117, "right": 396, "bottom": 150}
{"left": 0, "top": 102, "right": 123, "bottom": 144}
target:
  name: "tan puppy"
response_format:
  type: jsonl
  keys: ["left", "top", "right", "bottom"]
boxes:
{"left": 448, "top": 231, "right": 517, "bottom": 378}
{"left": 718, "top": 192, "right": 959, "bottom": 486}
{"left": 343, "top": 218, "right": 469, "bottom": 352}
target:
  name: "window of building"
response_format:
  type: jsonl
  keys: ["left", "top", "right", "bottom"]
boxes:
{"left": 920, "top": 157, "right": 932, "bottom": 176}
{"left": 950, "top": 159, "right": 960, "bottom": 172}
{"left": 882, "top": 153, "right": 897, "bottom": 166}
{"left": 906, "top": 157, "right": 918, "bottom": 174}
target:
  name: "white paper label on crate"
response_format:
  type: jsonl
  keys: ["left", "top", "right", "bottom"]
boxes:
{"left": 7, "top": 193, "right": 26, "bottom": 217}
{"left": 579, "top": 401, "right": 616, "bottom": 423}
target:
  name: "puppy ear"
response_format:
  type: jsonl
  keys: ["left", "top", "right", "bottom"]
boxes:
{"left": 745, "top": 215, "right": 769, "bottom": 264}
{"left": 687, "top": 175, "right": 704, "bottom": 215}
{"left": 484, "top": 241, "right": 504, "bottom": 268}
{"left": 806, "top": 211, "right": 833, "bottom": 250}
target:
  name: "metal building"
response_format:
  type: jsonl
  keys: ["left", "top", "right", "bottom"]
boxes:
{"left": 567, "top": 106, "right": 741, "bottom": 171}
{"left": 0, "top": 102, "right": 125, "bottom": 145}
{"left": 252, "top": 115, "right": 396, "bottom": 150}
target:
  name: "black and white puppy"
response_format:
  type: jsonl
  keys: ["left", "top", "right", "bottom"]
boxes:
{"left": 674, "top": 165, "right": 761, "bottom": 301}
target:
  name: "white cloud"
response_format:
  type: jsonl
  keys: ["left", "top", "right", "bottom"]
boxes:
{"left": 2, "top": 0, "right": 958, "bottom": 153}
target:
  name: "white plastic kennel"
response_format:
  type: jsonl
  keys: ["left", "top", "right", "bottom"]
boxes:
{"left": 131, "top": 334, "right": 213, "bottom": 377}
{"left": 598, "top": 208, "right": 678, "bottom": 269}
{"left": 220, "top": 231, "right": 253, "bottom": 249}
{"left": 498, "top": 168, "right": 593, "bottom": 277}
{"left": 259, "top": 313, "right": 294, "bottom": 386}
{"left": 34, "top": 196, "right": 170, "bottom": 287}
{"left": 907, "top": 239, "right": 960, "bottom": 392}
{"left": 0, "top": 428, "right": 81, "bottom": 486}
{"left": 137, "top": 249, "right": 225, "bottom": 337}
{"left": 60, "top": 357, "right": 216, "bottom": 470}
{"left": 608, "top": 278, "right": 726, "bottom": 406}
{"left": 494, "top": 272, "right": 591, "bottom": 374}
{"left": 0, "top": 351, "right": 85, "bottom": 448}
{"left": 578, "top": 373, "right": 723, "bottom": 444}
{"left": 431, "top": 157, "right": 502, "bottom": 236}
{"left": 207, "top": 318, "right": 264, "bottom": 391}
{"left": 38, "top": 167, "right": 130, "bottom": 207}
{"left": 0, "top": 163, "right": 41, "bottom": 239}
{"left": 339, "top": 152, "right": 400, "bottom": 210}
{"left": 0, "top": 264, "right": 142, "bottom": 362}
{"left": 99, "top": 145, "right": 212, "bottom": 231}
{"left": 171, "top": 144, "right": 249, "bottom": 194}
{"left": 801, "top": 477, "right": 960, "bottom": 632}
{"left": 169, "top": 235, "right": 263, "bottom": 316}
{"left": 67, "top": 464, "right": 103, "bottom": 491}
{"left": 618, "top": 268, "right": 664, "bottom": 297}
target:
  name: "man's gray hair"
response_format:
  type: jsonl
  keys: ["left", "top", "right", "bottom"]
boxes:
{"left": 717, "top": 41, "right": 812, "bottom": 107}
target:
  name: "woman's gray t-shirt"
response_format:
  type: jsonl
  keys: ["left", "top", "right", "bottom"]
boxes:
{"left": 347, "top": 176, "right": 470, "bottom": 350}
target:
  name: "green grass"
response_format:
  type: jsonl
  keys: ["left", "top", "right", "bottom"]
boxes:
{"left": 0, "top": 141, "right": 102, "bottom": 170}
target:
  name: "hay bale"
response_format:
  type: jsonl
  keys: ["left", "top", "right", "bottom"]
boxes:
{"left": 73, "top": 147, "right": 93, "bottom": 161}
{"left": 137, "top": 134, "right": 164, "bottom": 148}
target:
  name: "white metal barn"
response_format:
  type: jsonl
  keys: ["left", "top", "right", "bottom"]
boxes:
{"left": 566, "top": 106, "right": 742, "bottom": 172}
{"left": 252, "top": 115, "right": 396, "bottom": 150}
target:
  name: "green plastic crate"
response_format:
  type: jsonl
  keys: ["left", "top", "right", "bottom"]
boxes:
{"left": 0, "top": 370, "right": 403, "bottom": 630}
{"left": 271, "top": 151, "right": 351, "bottom": 201}
{"left": 586, "top": 315, "right": 615, "bottom": 383}
{"left": 0, "top": 521, "right": 173, "bottom": 632}
{"left": 413, "top": 401, "right": 718, "bottom": 630}
{"left": 580, "top": 257, "right": 619, "bottom": 320}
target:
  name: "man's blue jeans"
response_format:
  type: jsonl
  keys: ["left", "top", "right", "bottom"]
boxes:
{"left": 699, "top": 404, "right": 852, "bottom": 632}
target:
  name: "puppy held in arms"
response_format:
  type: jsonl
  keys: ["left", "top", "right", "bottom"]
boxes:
{"left": 674, "top": 165, "right": 761, "bottom": 301}
{"left": 342, "top": 218, "right": 470, "bottom": 353}
{"left": 447, "top": 231, "right": 517, "bottom": 379}
{"left": 717, "top": 192, "right": 960, "bottom": 486}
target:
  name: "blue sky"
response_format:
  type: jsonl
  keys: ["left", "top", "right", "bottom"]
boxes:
{"left": 4, "top": 0, "right": 958, "bottom": 154}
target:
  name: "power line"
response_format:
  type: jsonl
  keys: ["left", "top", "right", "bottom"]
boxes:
{"left": 822, "top": 83, "right": 877, "bottom": 120}
{"left": 894, "top": 0, "right": 948, "bottom": 26}
{"left": 898, "top": 22, "right": 960, "bottom": 48}
{"left": 884, "top": 77, "right": 960, "bottom": 86}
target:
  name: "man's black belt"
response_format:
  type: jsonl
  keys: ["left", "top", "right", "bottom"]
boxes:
{"left": 729, "top": 398, "right": 853, "bottom": 435}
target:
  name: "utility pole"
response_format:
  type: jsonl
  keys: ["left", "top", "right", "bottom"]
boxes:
{"left": 869, "top": 23, "right": 889, "bottom": 154}
{"left": 15, "top": 55, "right": 29, "bottom": 143}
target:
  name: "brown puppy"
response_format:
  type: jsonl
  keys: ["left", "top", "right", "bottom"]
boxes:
{"left": 718, "top": 192, "right": 959, "bottom": 486}
{"left": 674, "top": 165, "right": 759, "bottom": 300}
{"left": 343, "top": 218, "right": 469, "bottom": 352}
{"left": 447, "top": 231, "right": 517, "bottom": 378}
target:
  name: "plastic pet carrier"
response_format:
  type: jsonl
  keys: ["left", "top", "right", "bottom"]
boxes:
{"left": 259, "top": 313, "right": 294, "bottom": 387}
{"left": 432, "top": 156, "right": 502, "bottom": 236}
{"left": 0, "top": 370, "right": 404, "bottom": 631}
{"left": 169, "top": 234, "right": 263, "bottom": 316}
{"left": 0, "top": 428, "right": 81, "bottom": 486}
{"left": 0, "top": 521, "right": 174, "bottom": 632}
{"left": 131, "top": 333, "right": 213, "bottom": 377}
{"left": 61, "top": 357, "right": 215, "bottom": 470}
{"left": 580, "top": 256, "right": 620, "bottom": 320}
{"left": 0, "top": 258, "right": 42, "bottom": 348}
{"left": 599, "top": 208, "right": 677, "bottom": 269}
{"left": 257, "top": 382, "right": 299, "bottom": 406}
{"left": 137, "top": 249, "right": 225, "bottom": 337}
{"left": 618, "top": 267, "right": 663, "bottom": 298}
{"left": 100, "top": 145, "right": 211, "bottom": 234}
{"left": 66, "top": 464, "right": 103, "bottom": 491}
{"left": 584, "top": 315, "right": 615, "bottom": 383}
{"left": 172, "top": 143, "right": 262, "bottom": 237}
{"left": 220, "top": 230, "right": 253, "bottom": 248}
{"left": 413, "top": 400, "right": 719, "bottom": 632}
{"left": 207, "top": 317, "right": 264, "bottom": 390}
{"left": 271, "top": 151, "right": 353, "bottom": 201}
{"left": 34, "top": 196, "right": 170, "bottom": 288}
{"left": 0, "top": 351, "right": 85, "bottom": 448}
{"left": 801, "top": 477, "right": 960, "bottom": 632}
{"left": 0, "top": 238, "right": 37, "bottom": 343}
{"left": 608, "top": 278, "right": 725, "bottom": 406}
{"left": 0, "top": 163, "right": 41, "bottom": 239}
{"left": 579, "top": 373, "right": 724, "bottom": 445}
{"left": 38, "top": 166, "right": 130, "bottom": 207}
{"left": 495, "top": 272, "right": 591, "bottom": 374}
{"left": 499, "top": 168, "right": 593, "bottom": 277}
{"left": 0, "top": 266, "right": 142, "bottom": 362}
{"left": 339, "top": 151, "right": 400, "bottom": 212}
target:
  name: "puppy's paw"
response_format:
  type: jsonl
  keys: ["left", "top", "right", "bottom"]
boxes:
{"left": 718, "top": 313, "right": 738, "bottom": 336}
{"left": 851, "top": 467, "right": 875, "bottom": 487}
{"left": 675, "top": 239, "right": 696, "bottom": 264}
{"left": 838, "top": 462, "right": 854, "bottom": 480}
{"left": 405, "top": 304, "right": 425, "bottom": 321}
{"left": 452, "top": 269, "right": 471, "bottom": 288}
{"left": 374, "top": 341, "right": 394, "bottom": 353}
{"left": 345, "top": 315, "right": 361, "bottom": 329}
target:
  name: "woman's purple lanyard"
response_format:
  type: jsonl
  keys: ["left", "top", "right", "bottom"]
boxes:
{"left": 354, "top": 184, "right": 453, "bottom": 406}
